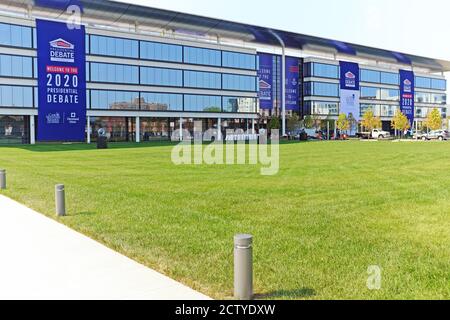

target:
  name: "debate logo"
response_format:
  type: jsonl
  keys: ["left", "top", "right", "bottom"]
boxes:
{"left": 403, "top": 79, "right": 412, "bottom": 93}
{"left": 49, "top": 38, "right": 75, "bottom": 63}
{"left": 345, "top": 71, "right": 357, "bottom": 88}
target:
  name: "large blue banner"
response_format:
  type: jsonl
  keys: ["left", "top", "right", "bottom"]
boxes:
{"left": 37, "top": 19, "right": 86, "bottom": 141}
{"left": 339, "top": 61, "right": 360, "bottom": 121}
{"left": 257, "top": 53, "right": 274, "bottom": 110}
{"left": 400, "top": 70, "right": 415, "bottom": 126}
{"left": 285, "top": 56, "right": 300, "bottom": 112}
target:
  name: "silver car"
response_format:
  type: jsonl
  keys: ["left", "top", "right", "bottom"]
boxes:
{"left": 416, "top": 130, "right": 450, "bottom": 141}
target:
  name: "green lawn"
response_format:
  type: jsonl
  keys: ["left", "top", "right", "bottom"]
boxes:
{"left": 0, "top": 141, "right": 449, "bottom": 299}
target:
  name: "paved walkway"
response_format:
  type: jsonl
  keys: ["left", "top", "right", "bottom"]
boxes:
{"left": 0, "top": 195, "right": 210, "bottom": 300}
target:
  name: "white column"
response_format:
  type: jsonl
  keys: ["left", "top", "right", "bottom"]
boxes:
{"left": 135, "top": 116, "right": 140, "bottom": 143}
{"left": 334, "top": 120, "right": 337, "bottom": 139}
{"left": 179, "top": 117, "right": 183, "bottom": 141}
{"left": 327, "top": 121, "right": 330, "bottom": 140}
{"left": 86, "top": 116, "right": 91, "bottom": 144}
{"left": 281, "top": 49, "right": 286, "bottom": 136}
{"left": 29, "top": 115, "right": 35, "bottom": 145}
{"left": 217, "top": 117, "right": 222, "bottom": 140}
{"left": 252, "top": 119, "right": 255, "bottom": 134}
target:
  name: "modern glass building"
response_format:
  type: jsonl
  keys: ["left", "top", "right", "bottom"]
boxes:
{"left": 0, "top": 0, "right": 448, "bottom": 144}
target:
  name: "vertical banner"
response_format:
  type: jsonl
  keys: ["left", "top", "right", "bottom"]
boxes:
{"left": 400, "top": 70, "right": 415, "bottom": 126}
{"left": 37, "top": 19, "right": 86, "bottom": 141}
{"left": 339, "top": 61, "right": 360, "bottom": 121}
{"left": 257, "top": 53, "right": 273, "bottom": 110}
{"left": 285, "top": 56, "right": 300, "bottom": 112}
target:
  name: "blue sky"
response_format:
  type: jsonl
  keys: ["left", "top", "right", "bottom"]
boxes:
{"left": 118, "top": 0, "right": 450, "bottom": 61}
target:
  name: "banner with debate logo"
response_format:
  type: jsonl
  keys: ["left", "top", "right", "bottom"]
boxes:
{"left": 339, "top": 61, "right": 360, "bottom": 121}
{"left": 257, "top": 53, "right": 274, "bottom": 110}
{"left": 37, "top": 19, "right": 86, "bottom": 141}
{"left": 400, "top": 70, "right": 415, "bottom": 126}
{"left": 285, "top": 56, "right": 300, "bottom": 112}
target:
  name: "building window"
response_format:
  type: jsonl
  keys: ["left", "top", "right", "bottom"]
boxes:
{"left": 90, "top": 90, "right": 139, "bottom": 110}
{"left": 222, "top": 74, "right": 256, "bottom": 92}
{"left": 415, "top": 76, "right": 431, "bottom": 89}
{"left": 310, "top": 101, "right": 339, "bottom": 115}
{"left": 0, "top": 85, "right": 33, "bottom": 108}
{"left": 140, "top": 92, "right": 183, "bottom": 111}
{"left": 223, "top": 97, "right": 256, "bottom": 113}
{"left": 184, "top": 95, "right": 222, "bottom": 112}
{"left": 184, "top": 70, "right": 221, "bottom": 89}
{"left": 0, "top": 54, "right": 33, "bottom": 78}
{"left": 415, "top": 92, "right": 432, "bottom": 103}
{"left": 431, "top": 78, "right": 446, "bottom": 91}
{"left": 140, "top": 41, "right": 183, "bottom": 62}
{"left": 361, "top": 69, "right": 381, "bottom": 83}
{"left": 140, "top": 66, "right": 183, "bottom": 87}
{"left": 184, "top": 47, "right": 221, "bottom": 66}
{"left": 304, "top": 82, "right": 339, "bottom": 97}
{"left": 0, "top": 23, "right": 32, "bottom": 48}
{"left": 380, "top": 72, "right": 399, "bottom": 85}
{"left": 90, "top": 63, "right": 139, "bottom": 84}
{"left": 361, "top": 87, "right": 378, "bottom": 100}
{"left": 222, "top": 51, "right": 256, "bottom": 70}
{"left": 306, "top": 63, "right": 339, "bottom": 79}
{"left": 360, "top": 104, "right": 380, "bottom": 116}
{"left": 90, "top": 35, "right": 139, "bottom": 58}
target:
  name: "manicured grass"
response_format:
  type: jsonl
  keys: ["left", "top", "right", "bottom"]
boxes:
{"left": 0, "top": 141, "right": 449, "bottom": 299}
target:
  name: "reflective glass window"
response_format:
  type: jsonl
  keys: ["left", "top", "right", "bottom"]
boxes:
{"left": 380, "top": 72, "right": 399, "bottom": 85}
{"left": 90, "top": 63, "right": 138, "bottom": 84}
{"left": 223, "top": 97, "right": 256, "bottom": 113}
{"left": 222, "top": 74, "right": 256, "bottom": 91}
{"left": 310, "top": 82, "right": 339, "bottom": 97}
{"left": 184, "top": 71, "right": 221, "bottom": 89}
{"left": 184, "top": 47, "right": 221, "bottom": 66}
{"left": 311, "top": 101, "right": 339, "bottom": 115}
{"left": 222, "top": 52, "right": 256, "bottom": 70}
{"left": 140, "top": 41, "right": 182, "bottom": 62}
{"left": 431, "top": 78, "right": 446, "bottom": 91}
{"left": 90, "top": 35, "right": 138, "bottom": 58}
{"left": 90, "top": 90, "right": 139, "bottom": 110}
{"left": 0, "top": 85, "right": 33, "bottom": 108}
{"left": 361, "top": 69, "right": 381, "bottom": 83}
{"left": 415, "top": 92, "right": 432, "bottom": 103}
{"left": 0, "top": 23, "right": 32, "bottom": 48}
{"left": 140, "top": 92, "right": 183, "bottom": 111}
{"left": 140, "top": 67, "right": 182, "bottom": 87}
{"left": 312, "top": 63, "right": 339, "bottom": 79}
{"left": 184, "top": 95, "right": 222, "bottom": 112}
{"left": 415, "top": 77, "right": 431, "bottom": 89}
{"left": 0, "top": 55, "right": 33, "bottom": 78}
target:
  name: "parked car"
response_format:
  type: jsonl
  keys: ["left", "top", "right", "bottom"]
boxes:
{"left": 416, "top": 130, "right": 450, "bottom": 141}
{"left": 357, "top": 129, "right": 391, "bottom": 140}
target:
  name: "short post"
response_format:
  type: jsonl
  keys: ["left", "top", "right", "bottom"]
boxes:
{"left": 234, "top": 234, "right": 253, "bottom": 300}
{"left": 0, "top": 169, "right": 6, "bottom": 190}
{"left": 55, "top": 184, "right": 66, "bottom": 217}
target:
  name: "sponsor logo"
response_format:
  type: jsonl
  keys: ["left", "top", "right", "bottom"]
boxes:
{"left": 259, "top": 80, "right": 271, "bottom": 89}
{"left": 49, "top": 38, "right": 75, "bottom": 63}
{"left": 291, "top": 78, "right": 298, "bottom": 86}
{"left": 46, "top": 112, "right": 60, "bottom": 124}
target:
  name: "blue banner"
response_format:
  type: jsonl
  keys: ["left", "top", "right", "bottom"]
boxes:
{"left": 340, "top": 61, "right": 360, "bottom": 90}
{"left": 400, "top": 70, "right": 415, "bottom": 126}
{"left": 285, "top": 56, "right": 300, "bottom": 112}
{"left": 339, "top": 61, "right": 360, "bottom": 121}
{"left": 257, "top": 53, "right": 273, "bottom": 110}
{"left": 37, "top": 19, "right": 86, "bottom": 141}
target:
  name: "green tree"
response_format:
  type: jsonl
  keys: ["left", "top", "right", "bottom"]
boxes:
{"left": 391, "top": 109, "right": 411, "bottom": 138}
{"left": 268, "top": 116, "right": 281, "bottom": 130}
{"left": 336, "top": 113, "right": 350, "bottom": 137}
{"left": 287, "top": 114, "right": 301, "bottom": 132}
{"left": 361, "top": 110, "right": 382, "bottom": 139}
{"left": 425, "top": 108, "right": 442, "bottom": 131}
{"left": 303, "top": 115, "right": 314, "bottom": 129}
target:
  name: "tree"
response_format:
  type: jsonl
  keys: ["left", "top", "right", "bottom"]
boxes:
{"left": 391, "top": 109, "right": 410, "bottom": 138}
{"left": 268, "top": 116, "right": 281, "bottom": 130}
{"left": 303, "top": 115, "right": 314, "bottom": 129}
{"left": 361, "top": 110, "right": 382, "bottom": 139}
{"left": 336, "top": 113, "right": 350, "bottom": 138}
{"left": 287, "top": 114, "right": 301, "bottom": 132}
{"left": 425, "top": 108, "right": 442, "bottom": 131}
{"left": 312, "top": 114, "right": 322, "bottom": 130}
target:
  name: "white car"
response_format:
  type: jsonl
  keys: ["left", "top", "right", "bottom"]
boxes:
{"left": 371, "top": 129, "right": 390, "bottom": 139}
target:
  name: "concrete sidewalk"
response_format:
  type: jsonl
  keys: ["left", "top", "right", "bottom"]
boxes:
{"left": 0, "top": 195, "right": 210, "bottom": 300}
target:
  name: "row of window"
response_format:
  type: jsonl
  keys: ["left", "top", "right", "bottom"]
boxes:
{"left": 0, "top": 85, "right": 257, "bottom": 113}
{"left": 89, "top": 34, "right": 256, "bottom": 70}
{"left": 89, "top": 90, "right": 256, "bottom": 113}
{"left": 304, "top": 82, "right": 448, "bottom": 104}
{"left": 90, "top": 62, "right": 257, "bottom": 91}
{"left": 303, "top": 62, "right": 447, "bottom": 90}
{"left": 0, "top": 22, "right": 257, "bottom": 70}
{"left": 361, "top": 104, "right": 446, "bottom": 118}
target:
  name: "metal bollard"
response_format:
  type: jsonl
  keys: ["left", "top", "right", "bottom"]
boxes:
{"left": 55, "top": 184, "right": 66, "bottom": 216}
{"left": 0, "top": 170, "right": 5, "bottom": 190}
{"left": 234, "top": 234, "right": 253, "bottom": 300}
